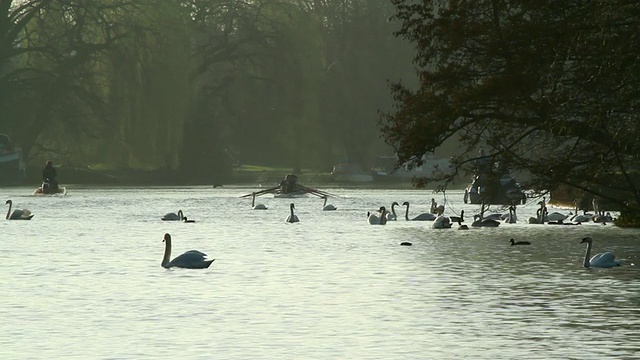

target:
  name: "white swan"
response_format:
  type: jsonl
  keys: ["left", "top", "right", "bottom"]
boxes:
{"left": 5, "top": 200, "right": 34, "bottom": 220}
{"left": 286, "top": 203, "right": 299, "bottom": 223}
{"left": 580, "top": 236, "right": 620, "bottom": 268}
{"left": 402, "top": 201, "right": 436, "bottom": 221}
{"left": 162, "top": 210, "right": 184, "bottom": 221}
{"left": 430, "top": 198, "right": 438, "bottom": 214}
{"left": 322, "top": 195, "right": 336, "bottom": 211}
{"left": 528, "top": 201, "right": 546, "bottom": 224}
{"left": 252, "top": 192, "right": 267, "bottom": 210}
{"left": 161, "top": 233, "right": 214, "bottom": 269}
{"left": 504, "top": 205, "right": 517, "bottom": 223}
{"left": 386, "top": 202, "right": 400, "bottom": 221}
{"left": 572, "top": 211, "right": 593, "bottom": 223}
{"left": 546, "top": 211, "right": 569, "bottom": 223}
{"left": 368, "top": 206, "right": 388, "bottom": 225}
{"left": 471, "top": 214, "right": 500, "bottom": 227}
{"left": 432, "top": 215, "right": 452, "bottom": 229}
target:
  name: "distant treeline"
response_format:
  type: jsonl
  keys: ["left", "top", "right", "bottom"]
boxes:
{"left": 1, "top": 1, "right": 417, "bottom": 182}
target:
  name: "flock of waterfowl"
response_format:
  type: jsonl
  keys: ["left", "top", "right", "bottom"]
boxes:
{"left": 4, "top": 193, "right": 626, "bottom": 270}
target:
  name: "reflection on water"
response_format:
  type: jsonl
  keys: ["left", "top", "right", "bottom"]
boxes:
{"left": 0, "top": 186, "right": 638, "bottom": 359}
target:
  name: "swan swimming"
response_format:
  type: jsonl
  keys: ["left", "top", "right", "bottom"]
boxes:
{"left": 510, "top": 238, "right": 530, "bottom": 246}
{"left": 161, "top": 233, "right": 214, "bottom": 269}
{"left": 471, "top": 214, "right": 500, "bottom": 227}
{"left": 580, "top": 237, "right": 620, "bottom": 268}
{"left": 368, "top": 206, "right": 388, "bottom": 225}
{"left": 386, "top": 202, "right": 399, "bottom": 221}
{"left": 286, "top": 203, "right": 299, "bottom": 223}
{"left": 322, "top": 195, "right": 337, "bottom": 211}
{"left": 402, "top": 201, "right": 436, "bottom": 221}
{"left": 162, "top": 210, "right": 184, "bottom": 221}
{"left": 251, "top": 192, "right": 268, "bottom": 210}
{"left": 5, "top": 200, "right": 34, "bottom": 220}
{"left": 183, "top": 217, "right": 196, "bottom": 223}
{"left": 504, "top": 206, "right": 517, "bottom": 224}
{"left": 432, "top": 214, "right": 452, "bottom": 229}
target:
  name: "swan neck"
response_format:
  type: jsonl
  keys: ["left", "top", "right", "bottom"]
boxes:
{"left": 5, "top": 201, "right": 10, "bottom": 219}
{"left": 178, "top": 210, "right": 183, "bottom": 220}
{"left": 252, "top": 194, "right": 256, "bottom": 207}
{"left": 583, "top": 241, "right": 592, "bottom": 268}
{"left": 404, "top": 204, "right": 409, "bottom": 220}
{"left": 162, "top": 238, "right": 172, "bottom": 268}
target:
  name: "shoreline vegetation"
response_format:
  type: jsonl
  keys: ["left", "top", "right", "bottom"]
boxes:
{"left": 17, "top": 164, "right": 458, "bottom": 190}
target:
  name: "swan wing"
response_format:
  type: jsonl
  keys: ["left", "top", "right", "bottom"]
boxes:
{"left": 10, "top": 209, "right": 32, "bottom": 219}
{"left": 412, "top": 213, "right": 436, "bottom": 221}
{"left": 168, "top": 250, "right": 210, "bottom": 267}
{"left": 162, "top": 212, "right": 180, "bottom": 220}
{"left": 590, "top": 252, "right": 618, "bottom": 267}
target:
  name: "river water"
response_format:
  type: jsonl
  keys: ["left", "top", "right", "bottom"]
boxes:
{"left": 1, "top": 186, "right": 638, "bottom": 359}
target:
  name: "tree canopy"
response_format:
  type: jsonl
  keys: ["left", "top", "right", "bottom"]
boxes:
{"left": 381, "top": 0, "right": 640, "bottom": 225}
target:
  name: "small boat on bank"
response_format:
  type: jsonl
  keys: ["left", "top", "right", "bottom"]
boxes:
{"left": 0, "top": 134, "right": 26, "bottom": 185}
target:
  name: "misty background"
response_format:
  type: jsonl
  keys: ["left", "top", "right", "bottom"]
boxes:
{"left": 1, "top": 1, "right": 458, "bottom": 183}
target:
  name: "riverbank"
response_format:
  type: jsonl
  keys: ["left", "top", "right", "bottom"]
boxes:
{"left": 19, "top": 164, "right": 444, "bottom": 189}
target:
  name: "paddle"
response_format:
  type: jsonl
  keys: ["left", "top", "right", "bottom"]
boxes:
{"left": 240, "top": 186, "right": 279, "bottom": 198}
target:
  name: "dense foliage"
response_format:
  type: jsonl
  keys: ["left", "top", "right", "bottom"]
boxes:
{"left": 381, "top": 0, "right": 640, "bottom": 225}
{"left": 0, "top": 0, "right": 415, "bottom": 181}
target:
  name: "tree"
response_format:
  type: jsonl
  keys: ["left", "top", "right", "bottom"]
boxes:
{"left": 381, "top": 0, "right": 640, "bottom": 225}
{"left": 0, "top": 0, "right": 143, "bottom": 162}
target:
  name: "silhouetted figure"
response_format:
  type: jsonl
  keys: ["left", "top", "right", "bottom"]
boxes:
{"left": 42, "top": 160, "right": 58, "bottom": 193}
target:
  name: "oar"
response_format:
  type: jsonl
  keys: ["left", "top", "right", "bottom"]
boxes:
{"left": 298, "top": 186, "right": 340, "bottom": 198}
{"left": 240, "top": 186, "right": 278, "bottom": 198}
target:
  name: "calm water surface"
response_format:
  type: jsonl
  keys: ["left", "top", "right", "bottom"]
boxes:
{"left": 1, "top": 186, "right": 639, "bottom": 359}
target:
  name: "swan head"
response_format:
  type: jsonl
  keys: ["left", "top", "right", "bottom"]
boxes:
{"left": 402, "top": 201, "right": 409, "bottom": 206}
{"left": 379, "top": 206, "right": 386, "bottom": 212}
{"left": 509, "top": 238, "right": 515, "bottom": 245}
{"left": 290, "top": 203, "right": 295, "bottom": 209}
{"left": 163, "top": 233, "right": 171, "bottom": 243}
{"left": 5, "top": 200, "right": 11, "bottom": 205}
{"left": 391, "top": 201, "right": 399, "bottom": 206}
{"left": 580, "top": 236, "right": 593, "bottom": 244}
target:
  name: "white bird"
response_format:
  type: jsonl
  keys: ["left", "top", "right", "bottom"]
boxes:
{"left": 286, "top": 203, "right": 299, "bottom": 223}
{"left": 528, "top": 201, "right": 546, "bottom": 224}
{"left": 251, "top": 192, "right": 267, "bottom": 210}
{"left": 402, "top": 201, "right": 436, "bottom": 221}
{"left": 368, "top": 206, "right": 388, "bottom": 225}
{"left": 504, "top": 205, "right": 517, "bottom": 224}
{"left": 432, "top": 215, "right": 452, "bottom": 229}
{"left": 429, "top": 198, "right": 438, "bottom": 214}
{"left": 162, "top": 210, "right": 184, "bottom": 221}
{"left": 161, "top": 233, "right": 214, "bottom": 269}
{"left": 322, "top": 195, "right": 336, "bottom": 211}
{"left": 546, "top": 211, "right": 569, "bottom": 223}
{"left": 572, "top": 211, "right": 593, "bottom": 223}
{"left": 386, "top": 201, "right": 400, "bottom": 221}
{"left": 580, "top": 237, "right": 620, "bottom": 268}
{"left": 5, "top": 200, "right": 34, "bottom": 220}
{"left": 471, "top": 214, "right": 500, "bottom": 227}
